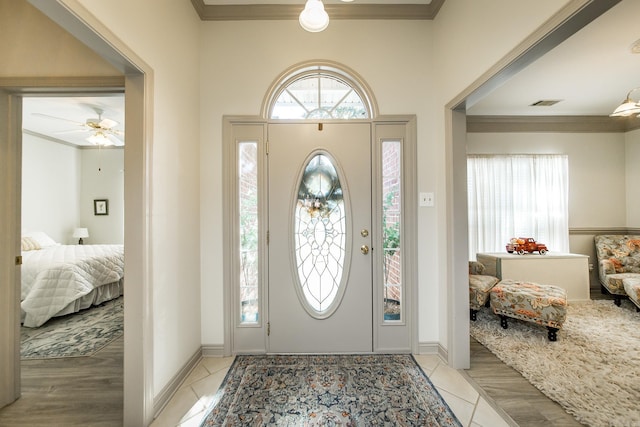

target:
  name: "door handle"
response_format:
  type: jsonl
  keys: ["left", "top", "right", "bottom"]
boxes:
{"left": 361, "top": 245, "right": 369, "bottom": 255}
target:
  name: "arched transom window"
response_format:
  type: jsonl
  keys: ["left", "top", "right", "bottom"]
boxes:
{"left": 268, "top": 65, "right": 373, "bottom": 120}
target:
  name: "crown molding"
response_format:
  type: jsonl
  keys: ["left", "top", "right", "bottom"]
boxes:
{"left": 22, "top": 129, "right": 124, "bottom": 149}
{"left": 190, "top": 0, "right": 444, "bottom": 20}
{"left": 467, "top": 115, "right": 640, "bottom": 133}
{"left": 0, "top": 76, "right": 125, "bottom": 92}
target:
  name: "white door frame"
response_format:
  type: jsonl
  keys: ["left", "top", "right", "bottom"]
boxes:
{"left": 223, "top": 115, "right": 418, "bottom": 355}
{"left": 0, "top": 91, "right": 22, "bottom": 409}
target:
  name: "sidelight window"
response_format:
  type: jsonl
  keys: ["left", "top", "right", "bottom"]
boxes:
{"left": 382, "top": 140, "right": 402, "bottom": 321}
{"left": 239, "top": 142, "right": 259, "bottom": 324}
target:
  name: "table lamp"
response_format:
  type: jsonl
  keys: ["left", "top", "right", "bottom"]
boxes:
{"left": 73, "top": 228, "right": 89, "bottom": 245}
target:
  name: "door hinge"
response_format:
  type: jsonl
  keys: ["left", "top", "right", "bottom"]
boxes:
{"left": 15, "top": 255, "right": 22, "bottom": 266}
{"left": 267, "top": 230, "right": 270, "bottom": 245}
{"left": 266, "top": 141, "right": 269, "bottom": 155}
{"left": 267, "top": 321, "right": 271, "bottom": 336}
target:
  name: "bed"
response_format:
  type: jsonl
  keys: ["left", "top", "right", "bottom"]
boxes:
{"left": 20, "top": 231, "right": 124, "bottom": 328}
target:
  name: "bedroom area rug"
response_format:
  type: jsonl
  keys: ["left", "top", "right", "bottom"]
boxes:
{"left": 470, "top": 299, "right": 640, "bottom": 427}
{"left": 200, "top": 354, "right": 461, "bottom": 426}
{"left": 20, "top": 296, "right": 123, "bottom": 359}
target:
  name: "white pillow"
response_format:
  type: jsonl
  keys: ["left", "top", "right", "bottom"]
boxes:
{"left": 21, "top": 236, "right": 41, "bottom": 251}
{"left": 22, "top": 231, "right": 58, "bottom": 248}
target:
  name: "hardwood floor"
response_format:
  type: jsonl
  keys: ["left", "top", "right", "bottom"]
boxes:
{"left": 465, "top": 337, "right": 584, "bottom": 426}
{"left": 0, "top": 335, "right": 123, "bottom": 427}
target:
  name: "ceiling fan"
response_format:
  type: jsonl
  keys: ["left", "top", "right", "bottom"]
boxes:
{"left": 32, "top": 108, "right": 124, "bottom": 146}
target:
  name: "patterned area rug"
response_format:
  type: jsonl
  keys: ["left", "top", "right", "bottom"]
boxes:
{"left": 470, "top": 299, "right": 640, "bottom": 427}
{"left": 200, "top": 354, "right": 461, "bottom": 426}
{"left": 21, "top": 297, "right": 123, "bottom": 359}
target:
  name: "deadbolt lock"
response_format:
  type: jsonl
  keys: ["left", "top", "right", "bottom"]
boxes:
{"left": 361, "top": 229, "right": 369, "bottom": 238}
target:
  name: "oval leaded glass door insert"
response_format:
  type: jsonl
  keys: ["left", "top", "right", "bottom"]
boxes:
{"left": 294, "top": 153, "right": 348, "bottom": 318}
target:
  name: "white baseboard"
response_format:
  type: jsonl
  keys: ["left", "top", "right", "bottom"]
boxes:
{"left": 202, "top": 344, "right": 225, "bottom": 357}
{"left": 152, "top": 347, "right": 202, "bottom": 419}
{"left": 417, "top": 341, "right": 449, "bottom": 364}
{"left": 152, "top": 344, "right": 227, "bottom": 420}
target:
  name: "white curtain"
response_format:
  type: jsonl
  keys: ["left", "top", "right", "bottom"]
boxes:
{"left": 467, "top": 154, "right": 569, "bottom": 259}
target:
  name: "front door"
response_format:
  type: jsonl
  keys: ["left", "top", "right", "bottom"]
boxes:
{"left": 267, "top": 122, "right": 372, "bottom": 353}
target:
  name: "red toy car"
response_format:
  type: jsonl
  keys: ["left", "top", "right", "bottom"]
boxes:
{"left": 506, "top": 237, "right": 548, "bottom": 255}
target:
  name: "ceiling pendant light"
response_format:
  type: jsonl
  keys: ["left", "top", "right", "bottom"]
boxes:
{"left": 610, "top": 87, "right": 640, "bottom": 117}
{"left": 299, "top": 0, "right": 329, "bottom": 33}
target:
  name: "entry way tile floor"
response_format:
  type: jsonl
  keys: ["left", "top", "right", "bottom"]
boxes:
{"left": 150, "top": 354, "right": 515, "bottom": 427}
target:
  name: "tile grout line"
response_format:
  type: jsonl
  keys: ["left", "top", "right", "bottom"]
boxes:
{"left": 458, "top": 368, "right": 519, "bottom": 427}
{"left": 468, "top": 394, "right": 480, "bottom": 427}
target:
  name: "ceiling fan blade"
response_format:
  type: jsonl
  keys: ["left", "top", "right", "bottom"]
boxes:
{"left": 98, "top": 118, "right": 119, "bottom": 129}
{"left": 106, "top": 133, "right": 125, "bottom": 146}
{"left": 31, "top": 112, "right": 85, "bottom": 126}
{"left": 106, "top": 128, "right": 124, "bottom": 136}
{"left": 55, "top": 129, "right": 90, "bottom": 134}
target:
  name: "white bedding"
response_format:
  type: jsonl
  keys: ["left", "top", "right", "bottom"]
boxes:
{"left": 21, "top": 244, "right": 124, "bottom": 327}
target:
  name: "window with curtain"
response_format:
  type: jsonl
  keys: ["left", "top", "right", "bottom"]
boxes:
{"left": 467, "top": 154, "right": 569, "bottom": 259}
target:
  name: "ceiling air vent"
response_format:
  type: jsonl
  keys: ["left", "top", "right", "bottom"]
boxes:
{"left": 530, "top": 99, "right": 562, "bottom": 107}
{"left": 530, "top": 100, "right": 562, "bottom": 107}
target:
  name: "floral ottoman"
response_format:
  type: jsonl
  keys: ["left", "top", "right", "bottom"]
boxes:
{"left": 623, "top": 277, "right": 640, "bottom": 311}
{"left": 489, "top": 279, "right": 568, "bottom": 341}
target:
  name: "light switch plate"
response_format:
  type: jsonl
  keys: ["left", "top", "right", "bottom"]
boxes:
{"left": 419, "top": 192, "right": 434, "bottom": 207}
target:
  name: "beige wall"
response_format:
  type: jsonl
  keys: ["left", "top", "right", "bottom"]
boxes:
{"left": 21, "top": 133, "right": 82, "bottom": 242}
{"left": 0, "top": 0, "right": 119, "bottom": 77}
{"left": 467, "top": 131, "right": 628, "bottom": 229}
{"left": 467, "top": 129, "right": 639, "bottom": 288}
{"left": 80, "top": 148, "right": 124, "bottom": 244}
{"left": 626, "top": 129, "right": 640, "bottom": 228}
{"left": 71, "top": 0, "right": 203, "bottom": 397}
{"left": 21, "top": 135, "right": 124, "bottom": 245}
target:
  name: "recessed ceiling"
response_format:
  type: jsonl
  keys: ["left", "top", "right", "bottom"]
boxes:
{"left": 22, "top": 95, "right": 125, "bottom": 147}
{"left": 467, "top": 0, "right": 640, "bottom": 117}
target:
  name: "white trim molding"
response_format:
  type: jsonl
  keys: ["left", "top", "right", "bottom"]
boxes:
{"left": 189, "top": 0, "right": 444, "bottom": 21}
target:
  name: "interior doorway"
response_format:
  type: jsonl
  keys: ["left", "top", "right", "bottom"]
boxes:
{"left": 0, "top": 88, "right": 125, "bottom": 423}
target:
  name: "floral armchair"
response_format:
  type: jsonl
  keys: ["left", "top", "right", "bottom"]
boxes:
{"left": 469, "top": 261, "right": 500, "bottom": 321}
{"left": 594, "top": 235, "right": 640, "bottom": 306}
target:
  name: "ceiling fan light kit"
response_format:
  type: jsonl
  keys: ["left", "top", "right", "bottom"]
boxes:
{"left": 299, "top": 0, "right": 329, "bottom": 33}
{"left": 87, "top": 132, "right": 114, "bottom": 146}
{"left": 610, "top": 87, "right": 640, "bottom": 117}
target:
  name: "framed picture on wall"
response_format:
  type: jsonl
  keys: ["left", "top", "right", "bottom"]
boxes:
{"left": 94, "top": 199, "right": 109, "bottom": 216}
